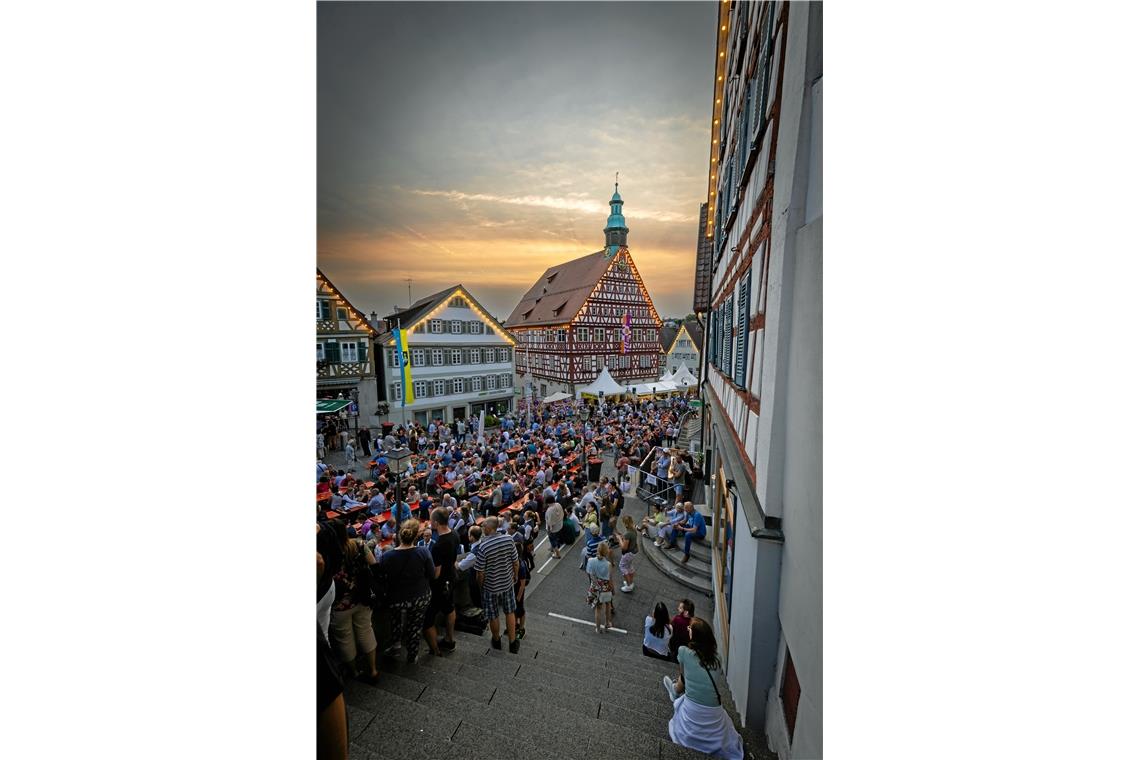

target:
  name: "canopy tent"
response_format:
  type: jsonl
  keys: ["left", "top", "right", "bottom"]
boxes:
{"left": 542, "top": 391, "right": 573, "bottom": 403}
{"left": 658, "top": 367, "right": 676, "bottom": 384}
{"left": 671, "top": 363, "right": 699, "bottom": 388}
{"left": 629, "top": 379, "right": 680, "bottom": 396}
{"left": 577, "top": 366, "right": 626, "bottom": 398}
{"left": 316, "top": 398, "right": 353, "bottom": 415}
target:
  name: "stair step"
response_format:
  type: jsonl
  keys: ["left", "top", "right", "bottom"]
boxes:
{"left": 641, "top": 532, "right": 713, "bottom": 563}
{"left": 639, "top": 537, "right": 714, "bottom": 596}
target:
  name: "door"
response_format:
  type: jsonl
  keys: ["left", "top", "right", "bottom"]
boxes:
{"left": 453, "top": 406, "right": 466, "bottom": 420}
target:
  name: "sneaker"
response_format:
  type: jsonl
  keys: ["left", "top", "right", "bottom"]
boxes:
{"left": 516, "top": 627, "right": 526, "bottom": 640}
{"left": 621, "top": 583, "right": 634, "bottom": 593}
{"left": 439, "top": 639, "right": 456, "bottom": 652}
{"left": 491, "top": 637, "right": 502, "bottom": 650}
{"left": 509, "top": 639, "right": 520, "bottom": 654}
{"left": 663, "top": 675, "right": 677, "bottom": 701}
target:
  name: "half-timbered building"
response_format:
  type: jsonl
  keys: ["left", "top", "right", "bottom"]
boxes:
{"left": 377, "top": 285, "right": 516, "bottom": 425}
{"left": 696, "top": 4, "right": 822, "bottom": 758}
{"left": 505, "top": 183, "right": 663, "bottom": 397}
{"left": 316, "top": 268, "right": 379, "bottom": 418}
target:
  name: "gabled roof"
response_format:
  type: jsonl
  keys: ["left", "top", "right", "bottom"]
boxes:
{"left": 683, "top": 318, "right": 704, "bottom": 351}
{"left": 381, "top": 284, "right": 515, "bottom": 346}
{"left": 316, "top": 268, "right": 379, "bottom": 337}
{"left": 383, "top": 285, "right": 458, "bottom": 326}
{"left": 659, "top": 325, "right": 679, "bottom": 352}
{"left": 504, "top": 250, "right": 613, "bottom": 328}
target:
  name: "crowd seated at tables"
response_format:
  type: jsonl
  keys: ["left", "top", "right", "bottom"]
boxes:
{"left": 317, "top": 394, "right": 733, "bottom": 756}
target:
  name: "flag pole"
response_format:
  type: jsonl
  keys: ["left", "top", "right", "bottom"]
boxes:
{"left": 398, "top": 317, "right": 407, "bottom": 430}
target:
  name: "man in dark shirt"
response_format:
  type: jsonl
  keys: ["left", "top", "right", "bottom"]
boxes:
{"left": 424, "top": 507, "right": 460, "bottom": 655}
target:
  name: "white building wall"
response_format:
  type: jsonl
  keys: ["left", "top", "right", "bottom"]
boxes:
{"left": 383, "top": 297, "right": 517, "bottom": 423}
{"left": 704, "top": 3, "right": 821, "bottom": 757}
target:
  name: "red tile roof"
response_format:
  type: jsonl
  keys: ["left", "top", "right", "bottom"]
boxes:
{"left": 504, "top": 249, "right": 614, "bottom": 328}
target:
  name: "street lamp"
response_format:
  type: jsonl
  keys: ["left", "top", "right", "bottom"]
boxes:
{"left": 383, "top": 446, "right": 413, "bottom": 524}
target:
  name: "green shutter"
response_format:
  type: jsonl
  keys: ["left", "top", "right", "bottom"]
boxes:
{"left": 358, "top": 341, "right": 368, "bottom": 364}
{"left": 325, "top": 341, "right": 340, "bottom": 363}
{"left": 319, "top": 301, "right": 331, "bottom": 320}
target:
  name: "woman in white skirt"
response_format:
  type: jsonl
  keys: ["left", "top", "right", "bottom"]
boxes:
{"left": 662, "top": 617, "right": 743, "bottom": 760}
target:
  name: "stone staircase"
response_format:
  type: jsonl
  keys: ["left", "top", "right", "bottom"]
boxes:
{"left": 675, "top": 412, "right": 702, "bottom": 453}
{"left": 639, "top": 509, "right": 715, "bottom": 597}
{"left": 343, "top": 614, "right": 738, "bottom": 760}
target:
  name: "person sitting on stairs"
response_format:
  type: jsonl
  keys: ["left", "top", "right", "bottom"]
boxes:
{"left": 666, "top": 501, "right": 706, "bottom": 564}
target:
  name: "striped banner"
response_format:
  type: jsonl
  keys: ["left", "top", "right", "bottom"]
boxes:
{"left": 393, "top": 328, "right": 414, "bottom": 405}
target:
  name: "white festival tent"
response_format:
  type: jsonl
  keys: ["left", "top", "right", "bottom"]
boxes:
{"left": 542, "top": 391, "right": 573, "bottom": 403}
{"left": 630, "top": 379, "right": 680, "bottom": 396}
{"left": 577, "top": 366, "right": 626, "bottom": 398}
{"left": 671, "top": 363, "right": 699, "bottom": 388}
{"left": 658, "top": 367, "right": 676, "bottom": 384}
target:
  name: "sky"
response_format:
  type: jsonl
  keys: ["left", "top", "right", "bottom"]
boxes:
{"left": 318, "top": 1, "right": 717, "bottom": 321}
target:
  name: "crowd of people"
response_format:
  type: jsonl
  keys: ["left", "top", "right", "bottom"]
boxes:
{"left": 317, "top": 394, "right": 741, "bottom": 759}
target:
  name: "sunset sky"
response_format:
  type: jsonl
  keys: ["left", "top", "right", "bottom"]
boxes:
{"left": 318, "top": 1, "right": 716, "bottom": 320}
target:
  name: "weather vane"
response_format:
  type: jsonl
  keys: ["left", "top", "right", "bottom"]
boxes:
{"left": 615, "top": 171, "right": 619, "bottom": 187}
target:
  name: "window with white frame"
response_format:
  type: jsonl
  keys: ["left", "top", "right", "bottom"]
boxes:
{"left": 433, "top": 379, "right": 446, "bottom": 396}
{"left": 501, "top": 374, "right": 512, "bottom": 388}
{"left": 470, "top": 349, "right": 480, "bottom": 364}
{"left": 451, "top": 349, "right": 462, "bottom": 365}
{"left": 391, "top": 382, "right": 401, "bottom": 399}
{"left": 336, "top": 307, "right": 348, "bottom": 322}
{"left": 484, "top": 348, "right": 495, "bottom": 363}
{"left": 487, "top": 375, "right": 497, "bottom": 390}
{"left": 452, "top": 378, "right": 464, "bottom": 394}
{"left": 594, "top": 328, "right": 604, "bottom": 343}
{"left": 497, "top": 348, "right": 508, "bottom": 362}
{"left": 340, "top": 342, "right": 359, "bottom": 362}
{"left": 555, "top": 329, "right": 567, "bottom": 343}
{"left": 472, "top": 376, "right": 483, "bottom": 391}
{"left": 430, "top": 320, "right": 443, "bottom": 334}
{"left": 412, "top": 349, "right": 425, "bottom": 367}
{"left": 450, "top": 320, "right": 462, "bottom": 334}
{"left": 468, "top": 321, "right": 482, "bottom": 334}
{"left": 432, "top": 349, "right": 443, "bottom": 366}
{"left": 576, "top": 327, "right": 589, "bottom": 342}
{"left": 414, "top": 380, "right": 427, "bottom": 397}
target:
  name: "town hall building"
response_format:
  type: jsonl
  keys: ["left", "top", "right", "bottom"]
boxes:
{"left": 505, "top": 182, "right": 663, "bottom": 397}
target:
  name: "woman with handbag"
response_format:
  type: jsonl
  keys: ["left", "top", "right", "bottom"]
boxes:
{"left": 376, "top": 518, "right": 438, "bottom": 664}
{"left": 327, "top": 519, "right": 380, "bottom": 683}
{"left": 585, "top": 541, "right": 615, "bottom": 633}
{"left": 661, "top": 618, "right": 743, "bottom": 760}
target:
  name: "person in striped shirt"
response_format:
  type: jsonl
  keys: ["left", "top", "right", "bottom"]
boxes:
{"left": 474, "top": 517, "right": 521, "bottom": 654}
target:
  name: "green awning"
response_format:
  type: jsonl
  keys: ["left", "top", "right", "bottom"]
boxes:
{"left": 317, "top": 399, "right": 353, "bottom": 414}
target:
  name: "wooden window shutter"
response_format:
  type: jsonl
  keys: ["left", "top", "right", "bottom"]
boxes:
{"left": 325, "top": 341, "right": 339, "bottom": 363}
{"left": 735, "top": 270, "right": 750, "bottom": 386}
{"left": 359, "top": 341, "right": 368, "bottom": 363}
{"left": 319, "top": 301, "right": 331, "bottom": 320}
{"left": 781, "top": 648, "right": 801, "bottom": 742}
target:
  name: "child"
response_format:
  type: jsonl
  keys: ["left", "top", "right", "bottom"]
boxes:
{"left": 618, "top": 515, "right": 638, "bottom": 592}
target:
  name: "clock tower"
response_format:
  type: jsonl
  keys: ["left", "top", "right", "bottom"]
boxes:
{"left": 603, "top": 177, "right": 629, "bottom": 258}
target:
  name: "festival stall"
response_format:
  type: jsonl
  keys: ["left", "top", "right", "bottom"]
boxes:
{"left": 577, "top": 366, "right": 625, "bottom": 399}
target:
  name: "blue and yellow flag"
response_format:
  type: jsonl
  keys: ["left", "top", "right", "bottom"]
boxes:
{"left": 393, "top": 328, "right": 414, "bottom": 405}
